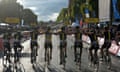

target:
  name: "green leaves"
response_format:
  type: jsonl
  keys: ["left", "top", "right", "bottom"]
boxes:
{"left": 0, "top": 0, "right": 37, "bottom": 25}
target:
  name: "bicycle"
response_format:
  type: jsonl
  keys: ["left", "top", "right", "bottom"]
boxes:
{"left": 102, "top": 48, "right": 111, "bottom": 69}
{"left": 2, "top": 42, "right": 12, "bottom": 70}
{"left": 14, "top": 47, "right": 25, "bottom": 72}
{"left": 88, "top": 43, "right": 99, "bottom": 72}
{"left": 2, "top": 48, "right": 14, "bottom": 72}
{"left": 3, "top": 48, "right": 11, "bottom": 67}
{"left": 14, "top": 61, "right": 25, "bottom": 72}
{"left": 3, "top": 62, "right": 14, "bottom": 72}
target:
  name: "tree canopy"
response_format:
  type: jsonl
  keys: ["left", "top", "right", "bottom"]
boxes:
{"left": 0, "top": 0, "right": 37, "bottom": 26}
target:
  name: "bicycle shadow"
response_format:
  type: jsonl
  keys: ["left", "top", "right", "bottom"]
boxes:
{"left": 32, "top": 62, "right": 44, "bottom": 72}
{"left": 2, "top": 64, "right": 14, "bottom": 72}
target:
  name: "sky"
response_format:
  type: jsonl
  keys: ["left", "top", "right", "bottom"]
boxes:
{"left": 17, "top": 0, "right": 68, "bottom": 22}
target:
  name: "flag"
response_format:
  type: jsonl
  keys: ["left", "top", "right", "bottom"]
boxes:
{"left": 99, "top": 0, "right": 110, "bottom": 22}
{"left": 112, "top": 0, "right": 120, "bottom": 19}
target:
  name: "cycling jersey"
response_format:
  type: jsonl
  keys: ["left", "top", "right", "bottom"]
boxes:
{"left": 13, "top": 32, "right": 23, "bottom": 49}
{"left": 3, "top": 33, "right": 10, "bottom": 40}
{"left": 75, "top": 32, "right": 82, "bottom": 41}
{"left": 89, "top": 32, "right": 99, "bottom": 50}
{"left": 3, "top": 33, "right": 11, "bottom": 51}
{"left": 14, "top": 32, "right": 22, "bottom": 41}
{"left": 45, "top": 32, "right": 52, "bottom": 42}
{"left": 102, "top": 30, "right": 112, "bottom": 49}
{"left": 89, "top": 33, "right": 98, "bottom": 42}
{"left": 59, "top": 32, "right": 66, "bottom": 40}
{"left": 104, "top": 31, "right": 111, "bottom": 41}
{"left": 30, "top": 31, "right": 38, "bottom": 41}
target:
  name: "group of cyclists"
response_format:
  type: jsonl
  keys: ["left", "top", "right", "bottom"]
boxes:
{"left": 2, "top": 24, "right": 120, "bottom": 71}
{"left": 3, "top": 31, "right": 24, "bottom": 71}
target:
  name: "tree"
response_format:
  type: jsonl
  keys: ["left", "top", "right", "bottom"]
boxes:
{"left": 0, "top": 0, "right": 23, "bottom": 24}
{"left": 22, "top": 9, "right": 38, "bottom": 26}
{"left": 57, "top": 8, "right": 70, "bottom": 25}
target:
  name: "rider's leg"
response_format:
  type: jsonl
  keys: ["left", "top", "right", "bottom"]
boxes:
{"left": 50, "top": 43, "right": 52, "bottom": 60}
{"left": 44, "top": 47, "right": 47, "bottom": 62}
{"left": 14, "top": 48, "right": 17, "bottom": 63}
{"left": 94, "top": 48, "right": 99, "bottom": 64}
{"left": 65, "top": 42, "right": 67, "bottom": 57}
{"left": 100, "top": 43, "right": 106, "bottom": 61}
{"left": 59, "top": 47, "right": 62, "bottom": 65}
{"left": 106, "top": 42, "right": 111, "bottom": 61}
{"left": 35, "top": 42, "right": 38, "bottom": 56}
{"left": 79, "top": 44, "right": 83, "bottom": 63}
{"left": 74, "top": 44, "right": 77, "bottom": 62}
{"left": 8, "top": 51, "right": 11, "bottom": 63}
{"left": 89, "top": 47, "right": 93, "bottom": 64}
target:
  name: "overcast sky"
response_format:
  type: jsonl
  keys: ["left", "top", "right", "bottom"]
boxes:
{"left": 17, "top": 0, "right": 68, "bottom": 22}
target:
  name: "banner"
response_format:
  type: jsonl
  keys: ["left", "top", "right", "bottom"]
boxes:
{"left": 99, "top": 0, "right": 110, "bottom": 22}
{"left": 84, "top": 18, "right": 99, "bottom": 23}
{"left": 5, "top": 17, "right": 20, "bottom": 24}
{"left": 112, "top": 0, "right": 120, "bottom": 19}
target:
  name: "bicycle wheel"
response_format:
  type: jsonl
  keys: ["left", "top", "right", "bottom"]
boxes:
{"left": 15, "top": 62, "right": 25, "bottom": 72}
{"left": 3, "top": 50, "right": 11, "bottom": 67}
{"left": 3, "top": 61, "right": 14, "bottom": 72}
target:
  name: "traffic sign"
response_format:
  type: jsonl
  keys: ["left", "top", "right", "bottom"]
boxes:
{"left": 5, "top": 17, "right": 20, "bottom": 24}
{"left": 84, "top": 18, "right": 99, "bottom": 23}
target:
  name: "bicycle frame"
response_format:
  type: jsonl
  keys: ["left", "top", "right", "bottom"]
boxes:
{"left": 31, "top": 46, "right": 37, "bottom": 64}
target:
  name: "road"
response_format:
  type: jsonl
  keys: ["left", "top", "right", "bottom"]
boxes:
{"left": 0, "top": 34, "right": 120, "bottom": 72}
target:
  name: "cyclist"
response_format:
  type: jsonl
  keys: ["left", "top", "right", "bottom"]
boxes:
{"left": 13, "top": 31, "right": 23, "bottom": 63}
{"left": 3, "top": 32, "right": 12, "bottom": 64}
{"left": 74, "top": 26, "right": 83, "bottom": 63}
{"left": 44, "top": 27, "right": 53, "bottom": 63}
{"left": 87, "top": 28, "right": 99, "bottom": 66}
{"left": 100, "top": 27, "right": 112, "bottom": 61}
{"left": 59, "top": 26, "right": 67, "bottom": 65}
{"left": 30, "top": 28, "right": 39, "bottom": 63}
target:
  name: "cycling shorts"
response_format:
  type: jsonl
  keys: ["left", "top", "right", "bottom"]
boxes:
{"left": 102, "top": 40, "right": 111, "bottom": 49}
{"left": 90, "top": 41, "right": 99, "bottom": 50}
{"left": 31, "top": 41, "right": 38, "bottom": 49}
{"left": 60, "top": 40, "right": 67, "bottom": 48}
{"left": 74, "top": 40, "right": 82, "bottom": 48}
{"left": 45, "top": 41, "right": 52, "bottom": 49}
{"left": 4, "top": 42, "right": 11, "bottom": 52}
{"left": 14, "top": 41, "right": 22, "bottom": 49}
